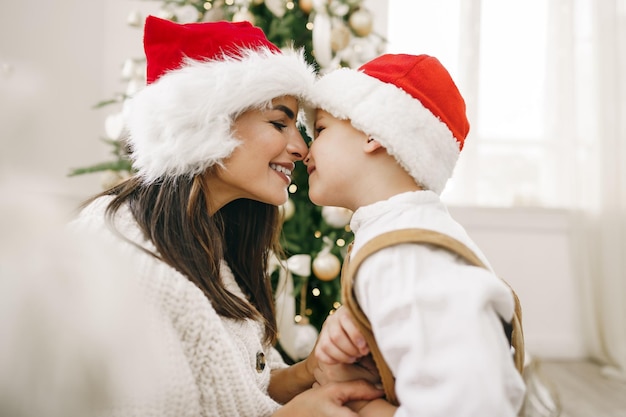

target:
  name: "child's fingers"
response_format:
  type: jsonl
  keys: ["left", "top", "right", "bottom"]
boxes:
{"left": 334, "top": 307, "right": 369, "bottom": 356}
{"left": 315, "top": 336, "right": 357, "bottom": 364}
{"left": 316, "top": 308, "right": 369, "bottom": 364}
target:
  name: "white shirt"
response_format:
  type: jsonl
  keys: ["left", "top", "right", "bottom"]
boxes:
{"left": 349, "top": 191, "right": 526, "bottom": 417}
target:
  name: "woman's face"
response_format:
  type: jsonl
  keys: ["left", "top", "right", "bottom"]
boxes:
{"left": 207, "top": 96, "right": 307, "bottom": 210}
{"left": 305, "top": 109, "right": 368, "bottom": 209}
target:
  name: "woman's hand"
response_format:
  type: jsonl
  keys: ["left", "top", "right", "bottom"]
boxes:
{"left": 272, "top": 380, "right": 384, "bottom": 417}
{"left": 315, "top": 307, "right": 370, "bottom": 365}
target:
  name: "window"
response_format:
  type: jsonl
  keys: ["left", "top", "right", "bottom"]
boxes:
{"left": 386, "top": 0, "right": 594, "bottom": 208}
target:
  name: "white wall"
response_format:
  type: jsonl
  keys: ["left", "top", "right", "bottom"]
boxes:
{"left": 1, "top": 0, "right": 99, "bottom": 200}
{"left": 0, "top": 0, "right": 586, "bottom": 359}
{"left": 0, "top": 0, "right": 160, "bottom": 205}
{"left": 450, "top": 207, "right": 585, "bottom": 359}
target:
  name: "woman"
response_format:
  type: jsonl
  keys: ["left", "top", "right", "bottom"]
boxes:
{"left": 72, "top": 16, "right": 382, "bottom": 417}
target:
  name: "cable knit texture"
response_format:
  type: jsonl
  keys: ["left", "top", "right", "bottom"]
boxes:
{"left": 70, "top": 196, "right": 287, "bottom": 417}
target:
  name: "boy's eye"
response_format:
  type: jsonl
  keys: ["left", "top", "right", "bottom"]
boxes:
{"left": 315, "top": 126, "right": 325, "bottom": 136}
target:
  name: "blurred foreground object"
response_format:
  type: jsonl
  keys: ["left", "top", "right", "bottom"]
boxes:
{"left": 0, "top": 176, "right": 172, "bottom": 417}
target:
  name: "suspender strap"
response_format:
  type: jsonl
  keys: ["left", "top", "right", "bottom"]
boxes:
{"left": 341, "top": 228, "right": 525, "bottom": 406}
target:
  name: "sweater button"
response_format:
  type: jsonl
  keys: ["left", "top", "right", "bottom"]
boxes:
{"left": 256, "top": 351, "right": 266, "bottom": 373}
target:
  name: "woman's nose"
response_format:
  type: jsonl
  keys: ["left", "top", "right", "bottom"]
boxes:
{"left": 287, "top": 131, "right": 309, "bottom": 161}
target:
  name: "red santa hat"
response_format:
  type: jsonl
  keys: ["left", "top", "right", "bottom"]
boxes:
{"left": 306, "top": 54, "right": 469, "bottom": 194}
{"left": 125, "top": 16, "right": 316, "bottom": 184}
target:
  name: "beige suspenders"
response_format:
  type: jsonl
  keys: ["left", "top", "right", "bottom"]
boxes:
{"left": 341, "top": 228, "right": 525, "bottom": 406}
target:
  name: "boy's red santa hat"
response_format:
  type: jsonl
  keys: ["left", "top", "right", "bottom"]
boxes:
{"left": 125, "top": 16, "right": 316, "bottom": 184}
{"left": 306, "top": 54, "right": 469, "bottom": 194}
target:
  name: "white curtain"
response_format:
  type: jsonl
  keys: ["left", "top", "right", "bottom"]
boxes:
{"left": 461, "top": 0, "right": 626, "bottom": 378}
{"left": 466, "top": 0, "right": 626, "bottom": 375}
{"left": 571, "top": 0, "right": 626, "bottom": 377}
{"left": 387, "top": 0, "right": 626, "bottom": 376}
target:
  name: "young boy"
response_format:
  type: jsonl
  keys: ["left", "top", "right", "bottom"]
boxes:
{"left": 305, "top": 54, "right": 526, "bottom": 416}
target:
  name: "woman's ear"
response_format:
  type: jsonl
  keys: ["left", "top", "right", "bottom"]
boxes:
{"left": 364, "top": 136, "right": 383, "bottom": 153}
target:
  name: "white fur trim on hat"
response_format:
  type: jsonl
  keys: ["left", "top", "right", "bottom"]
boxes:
{"left": 125, "top": 48, "right": 315, "bottom": 184}
{"left": 306, "top": 68, "right": 460, "bottom": 194}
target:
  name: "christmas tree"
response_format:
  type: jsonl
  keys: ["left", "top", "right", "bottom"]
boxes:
{"left": 69, "top": 0, "right": 385, "bottom": 362}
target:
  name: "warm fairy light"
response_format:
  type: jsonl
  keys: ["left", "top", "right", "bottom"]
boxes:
{"left": 333, "top": 302, "right": 342, "bottom": 309}
{"left": 306, "top": 22, "right": 314, "bottom": 30}
{"left": 225, "top": 0, "right": 234, "bottom": 5}
{"left": 314, "top": 231, "right": 322, "bottom": 238}
{"left": 336, "top": 238, "right": 346, "bottom": 247}
{"left": 294, "top": 315, "right": 302, "bottom": 323}
{"left": 203, "top": 2, "right": 212, "bottom": 10}
{"left": 312, "top": 288, "right": 320, "bottom": 296}
{"left": 288, "top": 184, "right": 298, "bottom": 193}
{"left": 286, "top": 2, "right": 295, "bottom": 10}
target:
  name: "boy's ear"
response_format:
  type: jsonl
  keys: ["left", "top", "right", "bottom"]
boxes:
{"left": 364, "top": 137, "right": 383, "bottom": 153}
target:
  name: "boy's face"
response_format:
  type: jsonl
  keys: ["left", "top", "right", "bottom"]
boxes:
{"left": 305, "top": 109, "right": 369, "bottom": 209}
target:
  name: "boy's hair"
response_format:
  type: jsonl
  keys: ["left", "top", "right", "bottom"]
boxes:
{"left": 306, "top": 54, "right": 469, "bottom": 194}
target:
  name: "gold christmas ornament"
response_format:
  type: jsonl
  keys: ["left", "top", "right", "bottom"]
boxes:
{"left": 265, "top": 0, "right": 287, "bottom": 18}
{"left": 203, "top": 9, "right": 224, "bottom": 21}
{"left": 321, "top": 206, "right": 353, "bottom": 228}
{"left": 330, "top": 24, "right": 351, "bottom": 52}
{"left": 155, "top": 8, "right": 174, "bottom": 21}
{"left": 349, "top": 8, "right": 373, "bottom": 37}
{"left": 232, "top": 9, "right": 255, "bottom": 23}
{"left": 329, "top": 1, "right": 350, "bottom": 16}
{"left": 299, "top": 0, "right": 313, "bottom": 14}
{"left": 175, "top": 4, "right": 201, "bottom": 23}
{"left": 313, "top": 251, "right": 341, "bottom": 281}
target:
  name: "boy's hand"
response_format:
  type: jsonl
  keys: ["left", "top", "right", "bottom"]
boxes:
{"left": 315, "top": 306, "right": 370, "bottom": 364}
{"left": 314, "top": 355, "right": 381, "bottom": 386}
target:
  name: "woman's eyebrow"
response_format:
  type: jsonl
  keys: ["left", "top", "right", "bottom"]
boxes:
{"left": 272, "top": 104, "right": 296, "bottom": 120}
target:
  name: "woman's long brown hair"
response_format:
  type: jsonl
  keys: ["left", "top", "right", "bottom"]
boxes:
{"left": 87, "top": 174, "right": 281, "bottom": 345}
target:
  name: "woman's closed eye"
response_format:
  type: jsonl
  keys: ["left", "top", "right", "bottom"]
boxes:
{"left": 271, "top": 121, "right": 288, "bottom": 131}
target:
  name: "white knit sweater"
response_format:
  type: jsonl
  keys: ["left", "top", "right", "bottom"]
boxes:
{"left": 71, "top": 196, "right": 287, "bottom": 417}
